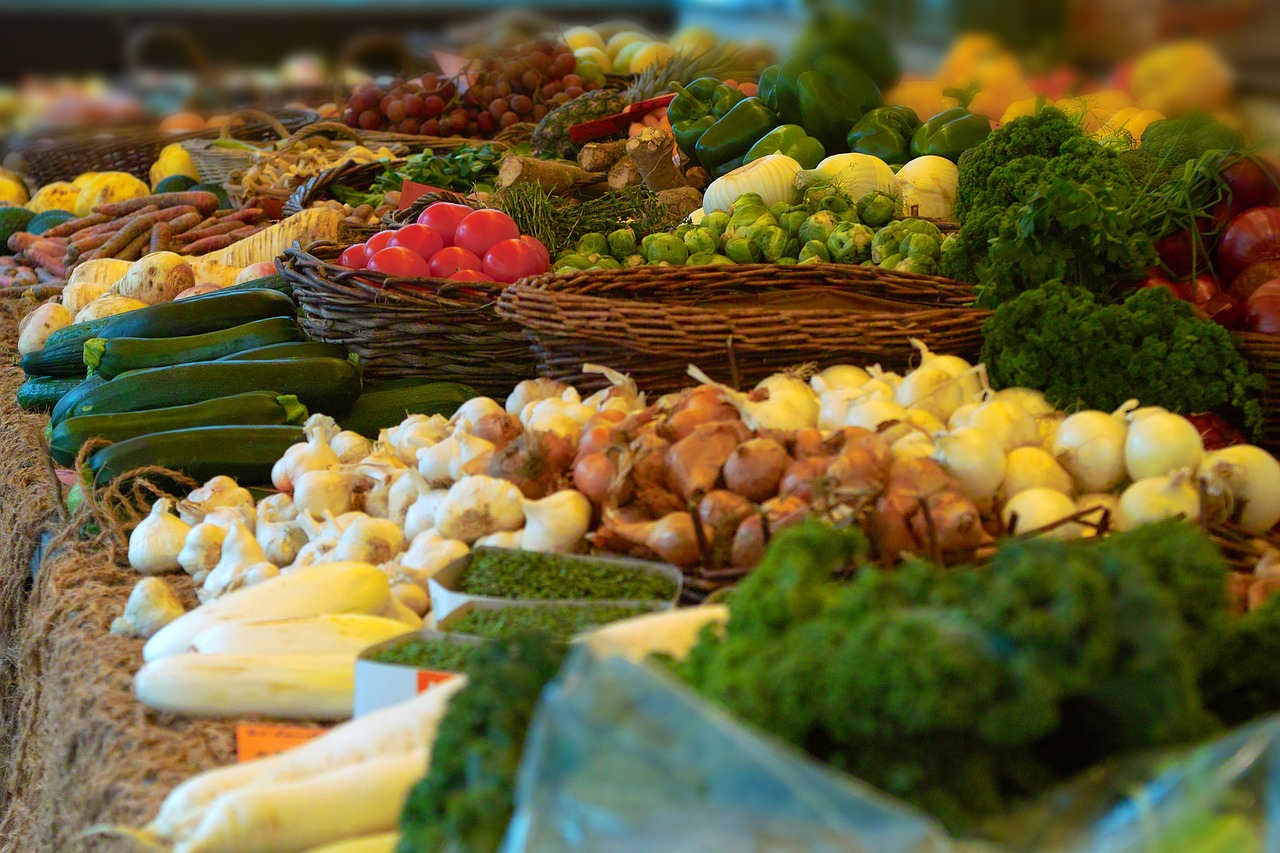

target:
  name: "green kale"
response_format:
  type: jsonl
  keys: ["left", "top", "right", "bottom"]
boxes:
{"left": 954, "top": 108, "right": 1083, "bottom": 222}
{"left": 981, "top": 282, "right": 1264, "bottom": 436}
{"left": 397, "top": 633, "right": 567, "bottom": 853}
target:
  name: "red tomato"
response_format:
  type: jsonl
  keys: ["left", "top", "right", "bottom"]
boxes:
{"left": 483, "top": 238, "right": 547, "bottom": 284}
{"left": 519, "top": 235, "right": 550, "bottom": 267}
{"left": 454, "top": 209, "right": 520, "bottom": 258}
{"left": 417, "top": 202, "right": 474, "bottom": 246}
{"left": 338, "top": 244, "right": 369, "bottom": 270}
{"left": 389, "top": 224, "right": 445, "bottom": 260}
{"left": 368, "top": 246, "right": 432, "bottom": 278}
{"left": 365, "top": 230, "right": 396, "bottom": 255}
{"left": 448, "top": 269, "right": 495, "bottom": 282}
{"left": 428, "top": 246, "right": 483, "bottom": 278}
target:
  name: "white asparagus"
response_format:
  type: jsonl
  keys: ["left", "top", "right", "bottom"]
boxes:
{"left": 134, "top": 654, "right": 356, "bottom": 721}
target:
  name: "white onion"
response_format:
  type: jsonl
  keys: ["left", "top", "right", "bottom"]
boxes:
{"left": 1075, "top": 493, "right": 1120, "bottom": 537}
{"left": 1052, "top": 410, "right": 1127, "bottom": 493}
{"left": 891, "top": 432, "right": 935, "bottom": 460}
{"left": 1125, "top": 411, "right": 1204, "bottom": 480}
{"left": 1117, "top": 472, "right": 1200, "bottom": 531}
{"left": 932, "top": 428, "right": 1006, "bottom": 506}
{"left": 1037, "top": 412, "right": 1065, "bottom": 451}
{"left": 894, "top": 364, "right": 967, "bottom": 420}
{"left": 1199, "top": 445, "right": 1280, "bottom": 534}
{"left": 950, "top": 399, "right": 1038, "bottom": 452}
{"left": 994, "top": 387, "right": 1055, "bottom": 418}
{"left": 843, "top": 399, "right": 908, "bottom": 431}
{"left": 810, "top": 365, "right": 871, "bottom": 394}
{"left": 703, "top": 154, "right": 802, "bottom": 213}
{"left": 1001, "top": 447, "right": 1073, "bottom": 501}
{"left": 1002, "top": 488, "right": 1082, "bottom": 540}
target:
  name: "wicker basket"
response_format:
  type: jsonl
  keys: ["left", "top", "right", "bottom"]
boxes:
{"left": 1232, "top": 331, "right": 1280, "bottom": 452}
{"left": 180, "top": 110, "right": 298, "bottom": 187}
{"left": 497, "top": 264, "right": 990, "bottom": 393}
{"left": 281, "top": 242, "right": 538, "bottom": 395}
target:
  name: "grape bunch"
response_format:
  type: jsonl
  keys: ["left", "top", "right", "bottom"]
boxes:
{"left": 343, "top": 73, "right": 466, "bottom": 136}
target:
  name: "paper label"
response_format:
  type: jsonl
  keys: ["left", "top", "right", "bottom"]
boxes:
{"left": 235, "top": 723, "right": 325, "bottom": 762}
{"left": 398, "top": 180, "right": 450, "bottom": 210}
{"left": 417, "top": 669, "right": 460, "bottom": 691}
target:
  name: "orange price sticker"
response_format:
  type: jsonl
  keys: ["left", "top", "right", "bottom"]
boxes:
{"left": 417, "top": 670, "right": 460, "bottom": 692}
{"left": 235, "top": 723, "right": 326, "bottom": 762}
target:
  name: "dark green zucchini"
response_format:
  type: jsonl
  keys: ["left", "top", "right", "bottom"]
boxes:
{"left": 217, "top": 340, "right": 348, "bottom": 362}
{"left": 16, "top": 375, "right": 83, "bottom": 412}
{"left": 64, "top": 358, "right": 361, "bottom": 422}
{"left": 84, "top": 317, "right": 303, "bottom": 379}
{"left": 88, "top": 425, "right": 305, "bottom": 487}
{"left": 19, "top": 337, "right": 87, "bottom": 378}
{"left": 50, "top": 392, "right": 308, "bottom": 467}
{"left": 50, "top": 374, "right": 107, "bottom": 426}
{"left": 34, "top": 289, "right": 296, "bottom": 372}
{"left": 339, "top": 381, "right": 475, "bottom": 438}
{"left": 217, "top": 272, "right": 293, "bottom": 297}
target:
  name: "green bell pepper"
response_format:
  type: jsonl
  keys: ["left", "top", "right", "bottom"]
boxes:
{"left": 794, "top": 5, "right": 901, "bottom": 91}
{"left": 846, "top": 106, "right": 920, "bottom": 165}
{"left": 910, "top": 107, "right": 992, "bottom": 162}
{"left": 765, "top": 55, "right": 882, "bottom": 155}
{"left": 668, "top": 77, "right": 749, "bottom": 161}
{"left": 744, "top": 124, "right": 826, "bottom": 170}
{"left": 694, "top": 97, "right": 779, "bottom": 178}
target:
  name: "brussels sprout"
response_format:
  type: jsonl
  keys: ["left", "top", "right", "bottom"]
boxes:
{"left": 768, "top": 200, "right": 791, "bottom": 221}
{"left": 577, "top": 232, "right": 610, "bottom": 257}
{"left": 799, "top": 239, "right": 831, "bottom": 263}
{"left": 724, "top": 237, "right": 762, "bottom": 264}
{"left": 625, "top": 253, "right": 646, "bottom": 268}
{"left": 797, "top": 211, "right": 840, "bottom": 247}
{"left": 673, "top": 223, "right": 694, "bottom": 240}
{"left": 758, "top": 225, "right": 790, "bottom": 262}
{"left": 879, "top": 252, "right": 902, "bottom": 269}
{"left": 820, "top": 195, "right": 850, "bottom": 215}
{"left": 727, "top": 208, "right": 778, "bottom": 241}
{"left": 686, "top": 251, "right": 717, "bottom": 265}
{"left": 553, "top": 252, "right": 591, "bottom": 270}
{"left": 683, "top": 226, "right": 719, "bottom": 256}
{"left": 940, "top": 232, "right": 958, "bottom": 255}
{"left": 778, "top": 207, "right": 810, "bottom": 237}
{"left": 644, "top": 233, "right": 689, "bottom": 265}
{"left": 838, "top": 207, "right": 862, "bottom": 224}
{"left": 702, "top": 210, "right": 731, "bottom": 237}
{"left": 900, "top": 232, "right": 941, "bottom": 261}
{"left": 895, "top": 255, "right": 938, "bottom": 275}
{"left": 802, "top": 182, "right": 848, "bottom": 210}
{"left": 732, "top": 192, "right": 766, "bottom": 211}
{"left": 797, "top": 254, "right": 823, "bottom": 265}
{"left": 708, "top": 254, "right": 736, "bottom": 265}
{"left": 856, "top": 191, "right": 897, "bottom": 227}
{"left": 641, "top": 233, "right": 662, "bottom": 256}
{"left": 899, "top": 218, "right": 943, "bottom": 240}
{"left": 592, "top": 257, "right": 623, "bottom": 270}
{"left": 871, "top": 222, "right": 907, "bottom": 264}
{"left": 827, "top": 222, "right": 875, "bottom": 264}
{"left": 607, "top": 227, "right": 637, "bottom": 259}
{"left": 776, "top": 256, "right": 799, "bottom": 265}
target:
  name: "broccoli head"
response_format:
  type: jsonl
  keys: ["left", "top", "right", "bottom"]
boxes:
{"left": 1139, "top": 112, "right": 1244, "bottom": 170}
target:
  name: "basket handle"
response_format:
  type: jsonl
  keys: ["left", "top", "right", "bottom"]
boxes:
{"left": 124, "top": 25, "right": 208, "bottom": 76}
{"left": 332, "top": 32, "right": 414, "bottom": 115}
{"left": 218, "top": 109, "right": 292, "bottom": 141}
{"left": 278, "top": 121, "right": 365, "bottom": 153}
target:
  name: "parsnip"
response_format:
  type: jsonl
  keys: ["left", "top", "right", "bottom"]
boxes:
{"left": 110, "top": 251, "right": 195, "bottom": 304}
{"left": 176, "top": 750, "right": 425, "bottom": 853}
{"left": 74, "top": 294, "right": 148, "bottom": 324}
{"left": 134, "top": 653, "right": 355, "bottom": 720}
{"left": 190, "top": 614, "right": 411, "bottom": 657}
{"left": 147, "top": 676, "right": 464, "bottom": 841}
{"left": 144, "top": 562, "right": 390, "bottom": 661}
{"left": 303, "top": 834, "right": 399, "bottom": 853}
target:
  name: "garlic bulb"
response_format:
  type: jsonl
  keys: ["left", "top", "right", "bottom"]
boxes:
{"left": 329, "top": 515, "right": 407, "bottom": 565}
{"left": 199, "top": 522, "right": 272, "bottom": 602}
{"left": 399, "top": 532, "right": 470, "bottom": 587}
{"left": 418, "top": 437, "right": 460, "bottom": 485}
{"left": 256, "top": 493, "right": 298, "bottom": 526}
{"left": 451, "top": 397, "right": 505, "bottom": 434}
{"left": 293, "top": 467, "right": 360, "bottom": 518}
{"left": 405, "top": 489, "right": 448, "bottom": 541}
{"left": 360, "top": 466, "right": 407, "bottom": 519}
{"left": 581, "top": 364, "right": 644, "bottom": 413}
{"left": 506, "top": 378, "right": 573, "bottom": 416}
{"left": 128, "top": 498, "right": 191, "bottom": 575}
{"left": 434, "top": 476, "right": 525, "bottom": 543}
{"left": 178, "top": 476, "right": 255, "bottom": 528}
{"left": 475, "top": 530, "right": 526, "bottom": 549}
{"left": 110, "top": 577, "right": 185, "bottom": 639}
{"left": 257, "top": 519, "right": 306, "bottom": 567}
{"left": 331, "top": 430, "right": 372, "bottom": 465}
{"left": 388, "top": 470, "right": 429, "bottom": 528}
{"left": 844, "top": 398, "right": 908, "bottom": 431}
{"left": 361, "top": 438, "right": 407, "bottom": 470}
{"left": 454, "top": 433, "right": 496, "bottom": 479}
{"left": 522, "top": 490, "right": 592, "bottom": 553}
{"left": 271, "top": 415, "right": 340, "bottom": 492}
{"left": 388, "top": 414, "right": 450, "bottom": 466}
{"left": 177, "top": 508, "right": 241, "bottom": 582}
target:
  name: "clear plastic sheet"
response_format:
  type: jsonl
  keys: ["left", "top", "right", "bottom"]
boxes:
{"left": 502, "top": 649, "right": 1280, "bottom": 853}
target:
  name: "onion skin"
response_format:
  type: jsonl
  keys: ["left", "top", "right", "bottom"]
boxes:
{"left": 1222, "top": 157, "right": 1280, "bottom": 217}
{"left": 731, "top": 514, "right": 767, "bottom": 568}
{"left": 665, "top": 421, "right": 742, "bottom": 500}
{"left": 909, "top": 489, "right": 989, "bottom": 553}
{"left": 470, "top": 413, "right": 522, "bottom": 451}
{"left": 604, "top": 511, "right": 701, "bottom": 568}
{"left": 576, "top": 425, "right": 622, "bottom": 461}
{"left": 660, "top": 386, "right": 741, "bottom": 442}
{"left": 1219, "top": 206, "right": 1280, "bottom": 283}
{"left": 827, "top": 440, "right": 892, "bottom": 490}
{"left": 573, "top": 452, "right": 616, "bottom": 506}
{"left": 722, "top": 438, "right": 789, "bottom": 502}
{"left": 487, "top": 431, "right": 559, "bottom": 499}
{"left": 780, "top": 456, "right": 833, "bottom": 502}
{"left": 699, "top": 490, "right": 754, "bottom": 565}
{"left": 867, "top": 486, "right": 920, "bottom": 560}
{"left": 1137, "top": 270, "right": 1195, "bottom": 301}
{"left": 791, "top": 428, "right": 827, "bottom": 459}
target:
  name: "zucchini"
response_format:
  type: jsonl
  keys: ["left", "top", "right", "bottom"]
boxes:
{"left": 36, "top": 289, "right": 296, "bottom": 369}
{"left": 50, "top": 392, "right": 308, "bottom": 467}
{"left": 217, "top": 341, "right": 348, "bottom": 362}
{"left": 65, "top": 358, "right": 361, "bottom": 422}
{"left": 217, "top": 272, "right": 293, "bottom": 297}
{"left": 19, "top": 338, "right": 88, "bottom": 378}
{"left": 16, "top": 375, "right": 83, "bottom": 412}
{"left": 50, "top": 374, "right": 107, "bottom": 426}
{"left": 88, "top": 425, "right": 305, "bottom": 487}
{"left": 339, "top": 380, "right": 475, "bottom": 438}
{"left": 84, "top": 317, "right": 303, "bottom": 379}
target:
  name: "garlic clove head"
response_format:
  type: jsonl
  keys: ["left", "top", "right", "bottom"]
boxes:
{"left": 128, "top": 498, "right": 192, "bottom": 575}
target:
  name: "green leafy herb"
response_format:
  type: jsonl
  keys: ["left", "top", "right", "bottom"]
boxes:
{"left": 447, "top": 603, "right": 657, "bottom": 642}
{"left": 375, "top": 143, "right": 526, "bottom": 196}
{"left": 330, "top": 184, "right": 385, "bottom": 209}
{"left": 460, "top": 549, "right": 676, "bottom": 602}
{"left": 366, "top": 636, "right": 480, "bottom": 671}
{"left": 492, "top": 182, "right": 682, "bottom": 257}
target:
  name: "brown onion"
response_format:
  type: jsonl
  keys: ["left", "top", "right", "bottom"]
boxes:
{"left": 487, "top": 431, "right": 562, "bottom": 499}
{"left": 731, "top": 514, "right": 766, "bottom": 568}
{"left": 573, "top": 452, "right": 616, "bottom": 505}
{"left": 609, "top": 512, "right": 701, "bottom": 568}
{"left": 791, "top": 428, "right": 826, "bottom": 459}
{"left": 699, "top": 490, "right": 754, "bottom": 565}
{"left": 866, "top": 486, "right": 922, "bottom": 561}
{"left": 470, "top": 412, "right": 522, "bottom": 451}
{"left": 909, "top": 488, "right": 990, "bottom": 553}
{"left": 576, "top": 424, "right": 622, "bottom": 461}
{"left": 722, "top": 437, "right": 789, "bottom": 502}
{"left": 666, "top": 422, "right": 741, "bottom": 500}
{"left": 661, "top": 386, "right": 741, "bottom": 441}
{"left": 780, "top": 456, "right": 833, "bottom": 502}
{"left": 827, "top": 441, "right": 892, "bottom": 490}
{"left": 888, "top": 457, "right": 954, "bottom": 496}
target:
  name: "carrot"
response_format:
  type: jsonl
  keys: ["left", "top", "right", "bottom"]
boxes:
{"left": 94, "top": 206, "right": 196, "bottom": 260}
{"left": 166, "top": 211, "right": 204, "bottom": 236}
{"left": 72, "top": 212, "right": 151, "bottom": 242}
{"left": 150, "top": 222, "right": 172, "bottom": 254}
{"left": 117, "top": 230, "right": 152, "bottom": 261}
{"left": 41, "top": 212, "right": 109, "bottom": 238}
{"left": 173, "top": 220, "right": 244, "bottom": 243}
{"left": 95, "top": 192, "right": 220, "bottom": 218}
{"left": 25, "top": 248, "right": 67, "bottom": 278}
{"left": 181, "top": 233, "right": 238, "bottom": 254}
{"left": 8, "top": 233, "right": 67, "bottom": 255}
{"left": 225, "top": 207, "right": 265, "bottom": 223}
{"left": 230, "top": 225, "right": 263, "bottom": 239}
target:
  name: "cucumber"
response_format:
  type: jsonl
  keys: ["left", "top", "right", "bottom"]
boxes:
{"left": 16, "top": 375, "right": 83, "bottom": 412}
{"left": 339, "top": 380, "right": 475, "bottom": 438}
{"left": 50, "top": 392, "right": 308, "bottom": 467}
{"left": 88, "top": 425, "right": 305, "bottom": 487}
{"left": 50, "top": 374, "right": 107, "bottom": 426}
{"left": 36, "top": 289, "right": 296, "bottom": 371}
{"left": 64, "top": 358, "right": 361, "bottom": 423}
{"left": 84, "top": 317, "right": 303, "bottom": 379}
{"left": 217, "top": 341, "right": 348, "bottom": 362}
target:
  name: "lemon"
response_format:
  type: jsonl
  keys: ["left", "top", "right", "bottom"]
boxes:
{"left": 27, "top": 181, "right": 80, "bottom": 214}
{"left": 605, "top": 31, "right": 649, "bottom": 61}
{"left": 0, "top": 173, "right": 28, "bottom": 206}
{"left": 149, "top": 142, "right": 200, "bottom": 190}
{"left": 670, "top": 26, "right": 717, "bottom": 57}
{"left": 563, "top": 26, "right": 605, "bottom": 53}
{"left": 613, "top": 41, "right": 647, "bottom": 74}
{"left": 573, "top": 46, "right": 612, "bottom": 75}
{"left": 75, "top": 172, "right": 150, "bottom": 217}
{"left": 71, "top": 171, "right": 100, "bottom": 189}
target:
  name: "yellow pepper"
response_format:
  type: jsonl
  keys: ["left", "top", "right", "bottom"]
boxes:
{"left": 1131, "top": 40, "right": 1233, "bottom": 117}
{"left": 1094, "top": 107, "right": 1165, "bottom": 147}
{"left": 936, "top": 34, "right": 1005, "bottom": 88}
{"left": 884, "top": 79, "right": 947, "bottom": 123}
{"left": 999, "top": 96, "right": 1042, "bottom": 126}
{"left": 942, "top": 52, "right": 1032, "bottom": 123}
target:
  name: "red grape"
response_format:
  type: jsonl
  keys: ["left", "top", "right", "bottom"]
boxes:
{"left": 399, "top": 118, "right": 420, "bottom": 134}
{"left": 554, "top": 52, "right": 576, "bottom": 73}
{"left": 563, "top": 86, "right": 585, "bottom": 99}
{"left": 500, "top": 110, "right": 520, "bottom": 128}
{"left": 342, "top": 108, "right": 358, "bottom": 127}
{"left": 476, "top": 112, "right": 496, "bottom": 134}
{"left": 585, "top": 80, "right": 602, "bottom": 91}
{"left": 402, "top": 93, "right": 425, "bottom": 117}
{"left": 379, "top": 94, "right": 395, "bottom": 114}
{"left": 423, "top": 95, "right": 445, "bottom": 117}
{"left": 552, "top": 92, "right": 570, "bottom": 106}
{"left": 420, "top": 73, "right": 439, "bottom": 91}
{"left": 541, "top": 81, "right": 563, "bottom": 99}
{"left": 527, "top": 52, "right": 550, "bottom": 71}
{"left": 385, "top": 100, "right": 407, "bottom": 123}
{"left": 510, "top": 94, "right": 532, "bottom": 115}
{"left": 545, "top": 64, "right": 565, "bottom": 82}
{"left": 520, "top": 70, "right": 541, "bottom": 92}
{"left": 438, "top": 81, "right": 457, "bottom": 100}
{"left": 531, "top": 104, "right": 549, "bottom": 121}
{"left": 421, "top": 118, "right": 441, "bottom": 135}
{"left": 562, "top": 74, "right": 584, "bottom": 89}
{"left": 489, "top": 98, "right": 509, "bottom": 119}
{"left": 494, "top": 81, "right": 512, "bottom": 97}
{"left": 503, "top": 60, "right": 524, "bottom": 78}
{"left": 358, "top": 109, "right": 383, "bottom": 130}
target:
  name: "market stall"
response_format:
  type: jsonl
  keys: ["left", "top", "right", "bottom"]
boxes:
{"left": 2, "top": 6, "right": 1280, "bottom": 852}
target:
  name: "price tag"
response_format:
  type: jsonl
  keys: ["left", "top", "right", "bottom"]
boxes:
{"left": 235, "top": 723, "right": 326, "bottom": 762}
{"left": 398, "top": 180, "right": 451, "bottom": 210}
{"left": 417, "top": 670, "right": 460, "bottom": 692}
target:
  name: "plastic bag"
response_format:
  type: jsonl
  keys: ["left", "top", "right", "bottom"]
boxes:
{"left": 502, "top": 649, "right": 1280, "bottom": 853}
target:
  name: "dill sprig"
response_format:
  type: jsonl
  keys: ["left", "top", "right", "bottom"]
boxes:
{"left": 492, "top": 182, "right": 681, "bottom": 256}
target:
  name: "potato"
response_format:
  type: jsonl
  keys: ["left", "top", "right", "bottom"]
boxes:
{"left": 18, "top": 302, "right": 73, "bottom": 355}
{"left": 175, "top": 282, "right": 224, "bottom": 300}
{"left": 110, "top": 252, "right": 195, "bottom": 305}
{"left": 62, "top": 278, "right": 112, "bottom": 316}
{"left": 74, "top": 294, "right": 149, "bottom": 324}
